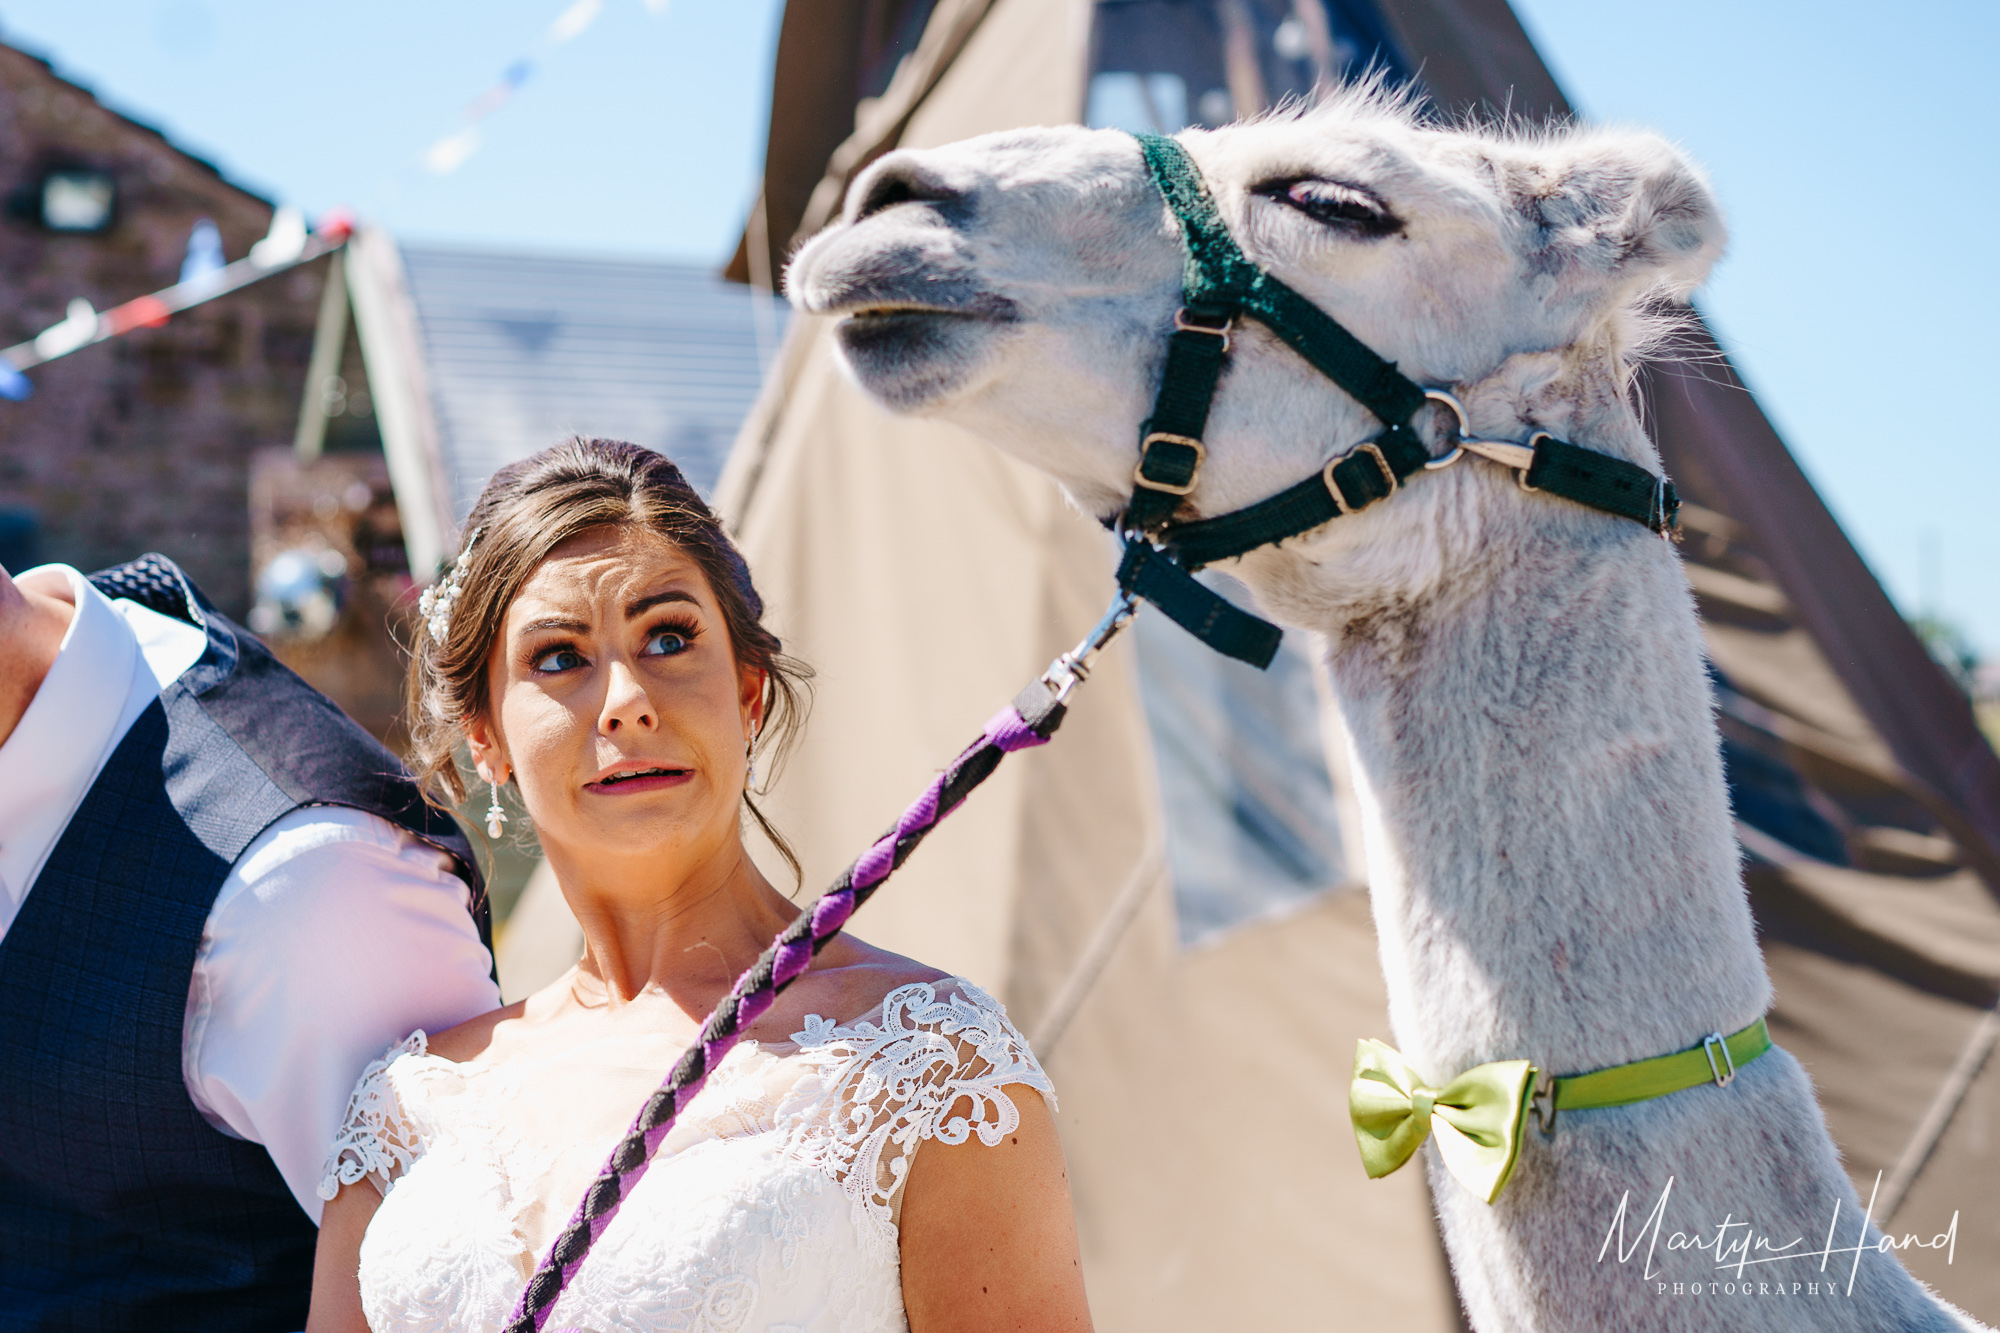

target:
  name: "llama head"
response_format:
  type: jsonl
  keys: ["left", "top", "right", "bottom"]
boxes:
{"left": 787, "top": 88, "right": 1723, "bottom": 614}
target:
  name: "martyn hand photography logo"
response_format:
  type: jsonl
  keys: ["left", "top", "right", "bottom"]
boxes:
{"left": 1597, "top": 1175, "right": 1959, "bottom": 1300}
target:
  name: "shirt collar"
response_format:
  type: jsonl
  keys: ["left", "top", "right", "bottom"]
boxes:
{"left": 0, "top": 566, "right": 140, "bottom": 920}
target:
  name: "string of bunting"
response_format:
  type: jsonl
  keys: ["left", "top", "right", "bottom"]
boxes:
{"left": 0, "top": 208, "right": 354, "bottom": 402}
{"left": 422, "top": 0, "right": 663, "bottom": 176}
{"left": 0, "top": 0, "right": 666, "bottom": 401}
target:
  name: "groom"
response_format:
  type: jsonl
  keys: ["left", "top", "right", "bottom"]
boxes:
{"left": 0, "top": 552, "right": 502, "bottom": 1331}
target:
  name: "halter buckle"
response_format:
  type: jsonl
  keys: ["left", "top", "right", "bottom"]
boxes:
{"left": 1702, "top": 1031, "right": 1737, "bottom": 1088}
{"left": 1323, "top": 442, "right": 1397, "bottom": 516}
{"left": 1651, "top": 476, "right": 1682, "bottom": 541}
{"left": 1173, "top": 308, "right": 1233, "bottom": 352}
{"left": 1134, "top": 432, "right": 1206, "bottom": 496}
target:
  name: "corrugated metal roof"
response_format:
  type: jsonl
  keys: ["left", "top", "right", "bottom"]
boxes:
{"left": 399, "top": 245, "right": 785, "bottom": 518}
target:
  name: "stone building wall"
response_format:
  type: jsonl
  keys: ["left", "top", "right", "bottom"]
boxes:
{"left": 0, "top": 39, "right": 324, "bottom": 615}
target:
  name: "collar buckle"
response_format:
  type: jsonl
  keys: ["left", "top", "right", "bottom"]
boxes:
{"left": 1529, "top": 1067, "right": 1558, "bottom": 1135}
{"left": 1323, "top": 441, "right": 1397, "bottom": 516}
{"left": 1702, "top": 1031, "right": 1737, "bottom": 1088}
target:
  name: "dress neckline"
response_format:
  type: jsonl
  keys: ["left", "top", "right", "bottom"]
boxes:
{"left": 405, "top": 974, "right": 981, "bottom": 1079}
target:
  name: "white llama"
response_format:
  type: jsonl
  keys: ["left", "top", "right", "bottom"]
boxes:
{"left": 784, "top": 91, "right": 1990, "bottom": 1331}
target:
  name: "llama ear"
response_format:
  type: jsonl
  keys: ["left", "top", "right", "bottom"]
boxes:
{"left": 1504, "top": 131, "right": 1725, "bottom": 300}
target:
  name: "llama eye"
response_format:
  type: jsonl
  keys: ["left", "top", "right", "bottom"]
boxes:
{"left": 1263, "top": 179, "right": 1401, "bottom": 238}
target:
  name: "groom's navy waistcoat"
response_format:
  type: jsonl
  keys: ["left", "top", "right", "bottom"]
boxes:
{"left": 0, "top": 555, "right": 487, "bottom": 1332}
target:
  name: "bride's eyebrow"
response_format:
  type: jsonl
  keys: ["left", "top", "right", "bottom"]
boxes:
{"left": 511, "top": 591, "right": 695, "bottom": 638}
{"left": 517, "top": 613, "right": 589, "bottom": 636}
{"left": 625, "top": 590, "right": 698, "bottom": 619}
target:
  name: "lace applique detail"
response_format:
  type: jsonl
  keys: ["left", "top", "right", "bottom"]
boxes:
{"left": 318, "top": 1031, "right": 430, "bottom": 1201}
{"left": 344, "top": 979, "right": 1056, "bottom": 1333}
{"left": 780, "top": 981, "right": 1054, "bottom": 1260}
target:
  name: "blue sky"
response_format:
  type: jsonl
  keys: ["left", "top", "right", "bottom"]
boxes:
{"left": 1, "top": 0, "right": 1992, "bottom": 653}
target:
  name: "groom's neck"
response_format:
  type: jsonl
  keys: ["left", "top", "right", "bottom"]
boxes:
{"left": 0, "top": 565, "right": 76, "bottom": 749}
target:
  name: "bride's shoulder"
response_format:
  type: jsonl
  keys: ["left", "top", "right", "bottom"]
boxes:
{"left": 784, "top": 935, "right": 958, "bottom": 1031}
{"left": 786, "top": 939, "right": 1038, "bottom": 1072}
{"left": 419, "top": 998, "right": 528, "bottom": 1065}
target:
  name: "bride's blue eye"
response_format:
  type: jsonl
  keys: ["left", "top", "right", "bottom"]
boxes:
{"left": 532, "top": 646, "right": 587, "bottom": 673}
{"left": 643, "top": 624, "right": 697, "bottom": 657}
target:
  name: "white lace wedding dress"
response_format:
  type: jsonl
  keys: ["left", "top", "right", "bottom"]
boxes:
{"left": 318, "top": 979, "right": 1054, "bottom": 1333}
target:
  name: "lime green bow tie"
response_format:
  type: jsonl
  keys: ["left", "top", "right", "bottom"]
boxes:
{"left": 1350, "top": 1018, "right": 1773, "bottom": 1203}
{"left": 1349, "top": 1039, "right": 1534, "bottom": 1204}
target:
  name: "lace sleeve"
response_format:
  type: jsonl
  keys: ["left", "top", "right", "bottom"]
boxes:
{"left": 784, "top": 981, "right": 1056, "bottom": 1244}
{"left": 317, "top": 1031, "right": 430, "bottom": 1201}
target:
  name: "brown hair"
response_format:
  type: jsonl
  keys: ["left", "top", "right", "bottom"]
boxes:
{"left": 404, "top": 437, "right": 811, "bottom": 881}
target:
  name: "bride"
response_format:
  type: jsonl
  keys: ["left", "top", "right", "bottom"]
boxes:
{"left": 306, "top": 438, "right": 1092, "bottom": 1333}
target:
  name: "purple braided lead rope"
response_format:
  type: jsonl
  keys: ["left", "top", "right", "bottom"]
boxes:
{"left": 505, "top": 594, "right": 1135, "bottom": 1333}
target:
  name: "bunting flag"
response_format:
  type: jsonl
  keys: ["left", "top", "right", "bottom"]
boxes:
{"left": 421, "top": 0, "right": 613, "bottom": 176}
{"left": 179, "top": 217, "right": 225, "bottom": 286}
{"left": 0, "top": 207, "right": 354, "bottom": 398}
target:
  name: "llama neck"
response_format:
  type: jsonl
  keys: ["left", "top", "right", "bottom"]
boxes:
{"left": 1319, "top": 516, "right": 1772, "bottom": 1083}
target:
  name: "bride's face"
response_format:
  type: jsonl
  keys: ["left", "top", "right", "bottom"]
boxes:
{"left": 467, "top": 523, "right": 764, "bottom": 882}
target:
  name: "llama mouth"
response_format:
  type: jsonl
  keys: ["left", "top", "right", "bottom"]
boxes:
{"left": 787, "top": 227, "right": 1018, "bottom": 410}
{"left": 835, "top": 305, "right": 996, "bottom": 339}
{"left": 818, "top": 289, "right": 1018, "bottom": 325}
{"left": 809, "top": 287, "right": 1016, "bottom": 411}
{"left": 844, "top": 304, "right": 977, "bottom": 321}
{"left": 830, "top": 306, "right": 1010, "bottom": 411}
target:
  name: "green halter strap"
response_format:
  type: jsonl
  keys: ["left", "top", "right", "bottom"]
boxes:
{"left": 1115, "top": 132, "right": 1681, "bottom": 669}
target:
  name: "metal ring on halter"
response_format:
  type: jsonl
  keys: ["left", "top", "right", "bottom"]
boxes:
{"left": 1424, "top": 388, "right": 1544, "bottom": 478}
{"left": 1421, "top": 389, "right": 1469, "bottom": 470}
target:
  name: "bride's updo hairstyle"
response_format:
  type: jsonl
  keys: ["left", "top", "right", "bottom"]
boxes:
{"left": 405, "top": 436, "right": 810, "bottom": 874}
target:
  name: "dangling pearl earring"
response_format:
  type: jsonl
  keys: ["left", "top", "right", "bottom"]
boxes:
{"left": 485, "top": 778, "right": 508, "bottom": 839}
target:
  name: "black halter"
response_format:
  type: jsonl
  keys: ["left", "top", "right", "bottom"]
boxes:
{"left": 1112, "top": 132, "right": 1680, "bottom": 669}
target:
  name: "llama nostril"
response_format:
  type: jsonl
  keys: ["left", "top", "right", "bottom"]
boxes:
{"left": 851, "top": 157, "right": 965, "bottom": 222}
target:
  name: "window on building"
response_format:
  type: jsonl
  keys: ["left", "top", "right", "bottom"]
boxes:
{"left": 39, "top": 169, "right": 116, "bottom": 233}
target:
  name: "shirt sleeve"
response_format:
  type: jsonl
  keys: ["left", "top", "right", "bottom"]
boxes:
{"left": 182, "top": 807, "right": 501, "bottom": 1222}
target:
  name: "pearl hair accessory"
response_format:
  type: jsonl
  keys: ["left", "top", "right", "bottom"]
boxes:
{"left": 417, "top": 525, "right": 484, "bottom": 642}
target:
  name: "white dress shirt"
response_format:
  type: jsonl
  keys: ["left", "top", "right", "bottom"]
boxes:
{"left": 0, "top": 565, "right": 501, "bottom": 1222}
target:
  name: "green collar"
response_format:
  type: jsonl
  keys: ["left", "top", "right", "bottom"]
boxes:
{"left": 1546, "top": 1015, "right": 1772, "bottom": 1122}
{"left": 1352, "top": 1018, "right": 1773, "bottom": 1203}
